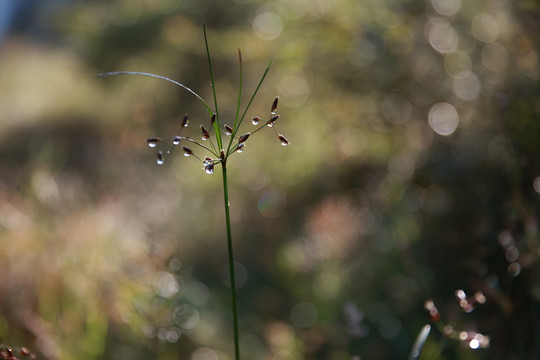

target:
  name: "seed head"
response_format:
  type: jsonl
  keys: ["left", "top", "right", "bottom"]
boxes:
{"left": 146, "top": 137, "right": 161, "bottom": 148}
{"left": 271, "top": 96, "right": 279, "bottom": 114}
{"left": 267, "top": 115, "right": 279, "bottom": 127}
{"left": 224, "top": 124, "right": 233, "bottom": 136}
{"left": 156, "top": 151, "right": 165, "bottom": 165}
{"left": 181, "top": 113, "right": 189, "bottom": 128}
{"left": 200, "top": 125, "right": 210, "bottom": 140}
{"left": 252, "top": 116, "right": 261, "bottom": 125}
{"left": 238, "top": 133, "right": 250, "bottom": 143}
{"left": 210, "top": 113, "right": 216, "bottom": 126}
{"left": 172, "top": 136, "right": 182, "bottom": 145}
{"left": 277, "top": 134, "right": 289, "bottom": 146}
{"left": 182, "top": 146, "right": 193, "bottom": 157}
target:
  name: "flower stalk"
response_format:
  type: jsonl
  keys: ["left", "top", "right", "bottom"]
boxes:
{"left": 98, "top": 24, "right": 288, "bottom": 360}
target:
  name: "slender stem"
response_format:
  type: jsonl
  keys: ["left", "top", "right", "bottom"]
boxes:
{"left": 221, "top": 162, "right": 240, "bottom": 360}
{"left": 203, "top": 24, "right": 223, "bottom": 151}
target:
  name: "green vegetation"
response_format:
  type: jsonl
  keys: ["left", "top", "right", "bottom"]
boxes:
{"left": 1, "top": 1, "right": 540, "bottom": 359}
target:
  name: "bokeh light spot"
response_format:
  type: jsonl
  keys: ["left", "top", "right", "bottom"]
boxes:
{"left": 428, "top": 102, "right": 459, "bottom": 136}
{"left": 533, "top": 177, "right": 540, "bottom": 193}
{"left": 258, "top": 189, "right": 286, "bottom": 218}
{"left": 452, "top": 72, "right": 481, "bottom": 100}
{"left": 173, "top": 304, "right": 200, "bottom": 331}
{"left": 431, "top": 0, "right": 461, "bottom": 16}
{"left": 313, "top": 272, "right": 341, "bottom": 299}
{"left": 382, "top": 93, "right": 412, "bottom": 124}
{"left": 277, "top": 73, "right": 310, "bottom": 108}
{"left": 290, "top": 302, "right": 318, "bottom": 328}
{"left": 426, "top": 17, "right": 459, "bottom": 53}
{"left": 508, "top": 262, "right": 521, "bottom": 277}
{"left": 191, "top": 347, "right": 220, "bottom": 360}
{"left": 471, "top": 13, "right": 499, "bottom": 43}
{"left": 253, "top": 12, "right": 284, "bottom": 40}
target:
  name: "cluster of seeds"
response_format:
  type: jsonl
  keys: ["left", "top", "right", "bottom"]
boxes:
{"left": 0, "top": 345, "right": 36, "bottom": 360}
{"left": 146, "top": 96, "right": 288, "bottom": 173}
{"left": 424, "top": 291, "right": 490, "bottom": 350}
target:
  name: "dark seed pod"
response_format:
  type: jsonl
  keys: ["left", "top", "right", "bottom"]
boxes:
{"left": 181, "top": 113, "right": 189, "bottom": 128}
{"left": 251, "top": 116, "right": 261, "bottom": 125}
{"left": 201, "top": 125, "right": 210, "bottom": 140}
{"left": 236, "top": 143, "right": 245, "bottom": 153}
{"left": 203, "top": 156, "right": 213, "bottom": 166}
{"left": 204, "top": 163, "right": 214, "bottom": 174}
{"left": 271, "top": 96, "right": 279, "bottom": 114}
{"left": 156, "top": 151, "right": 164, "bottom": 165}
{"left": 266, "top": 115, "right": 280, "bottom": 127}
{"left": 172, "top": 136, "right": 182, "bottom": 145}
{"left": 277, "top": 134, "right": 289, "bottom": 146}
{"left": 224, "top": 124, "right": 233, "bottom": 136}
{"left": 238, "top": 133, "right": 250, "bottom": 143}
{"left": 182, "top": 146, "right": 193, "bottom": 157}
{"left": 146, "top": 137, "right": 161, "bottom": 148}
{"left": 220, "top": 149, "right": 226, "bottom": 160}
{"left": 210, "top": 113, "right": 217, "bottom": 126}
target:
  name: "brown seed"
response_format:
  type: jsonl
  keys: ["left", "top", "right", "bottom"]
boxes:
{"left": 157, "top": 151, "right": 164, "bottom": 164}
{"left": 224, "top": 124, "right": 233, "bottom": 136}
{"left": 200, "top": 125, "right": 210, "bottom": 140}
{"left": 271, "top": 96, "right": 279, "bottom": 114}
{"left": 181, "top": 114, "right": 189, "bottom": 128}
{"left": 266, "top": 115, "right": 280, "bottom": 127}
{"left": 210, "top": 113, "right": 216, "bottom": 126}
{"left": 146, "top": 137, "right": 161, "bottom": 148}
{"left": 238, "top": 133, "right": 250, "bottom": 143}
{"left": 252, "top": 116, "right": 261, "bottom": 125}
{"left": 182, "top": 146, "right": 193, "bottom": 157}
{"left": 277, "top": 134, "right": 289, "bottom": 146}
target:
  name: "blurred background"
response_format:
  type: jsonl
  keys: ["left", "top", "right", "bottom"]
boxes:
{"left": 1, "top": 0, "right": 539, "bottom": 359}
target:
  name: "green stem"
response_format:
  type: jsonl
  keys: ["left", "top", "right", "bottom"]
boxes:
{"left": 221, "top": 162, "right": 240, "bottom": 360}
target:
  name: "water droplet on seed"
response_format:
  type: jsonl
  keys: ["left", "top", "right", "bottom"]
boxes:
{"left": 252, "top": 116, "right": 261, "bottom": 125}
{"left": 267, "top": 115, "right": 279, "bottom": 127}
{"left": 278, "top": 134, "right": 290, "bottom": 146}
{"left": 156, "top": 151, "right": 164, "bottom": 165}
{"left": 147, "top": 137, "right": 161, "bottom": 148}
{"left": 182, "top": 146, "right": 192, "bottom": 157}
{"left": 271, "top": 96, "right": 279, "bottom": 114}
{"left": 236, "top": 143, "right": 245, "bottom": 153}
{"left": 225, "top": 124, "right": 233, "bottom": 136}
{"left": 203, "top": 156, "right": 213, "bottom": 166}
{"left": 172, "top": 136, "right": 182, "bottom": 145}
{"left": 204, "top": 163, "right": 214, "bottom": 174}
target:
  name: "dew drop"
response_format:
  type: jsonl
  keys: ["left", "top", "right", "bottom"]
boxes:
{"left": 201, "top": 125, "right": 210, "bottom": 140}
{"left": 156, "top": 151, "right": 165, "bottom": 165}
{"left": 147, "top": 137, "right": 161, "bottom": 148}
{"left": 181, "top": 114, "right": 189, "bottom": 128}
{"left": 236, "top": 143, "right": 245, "bottom": 153}
{"left": 172, "top": 136, "right": 182, "bottom": 145}
{"left": 203, "top": 156, "right": 213, "bottom": 166}
{"left": 267, "top": 115, "right": 279, "bottom": 127}
{"left": 204, "top": 163, "right": 214, "bottom": 174}
{"left": 278, "top": 134, "right": 290, "bottom": 146}
{"left": 271, "top": 96, "right": 279, "bottom": 114}
{"left": 252, "top": 116, "right": 261, "bottom": 125}
{"left": 182, "top": 146, "right": 193, "bottom": 157}
{"left": 225, "top": 124, "right": 233, "bottom": 136}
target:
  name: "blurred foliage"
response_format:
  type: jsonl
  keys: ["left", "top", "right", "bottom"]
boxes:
{"left": 1, "top": 0, "right": 540, "bottom": 359}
